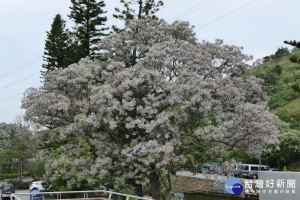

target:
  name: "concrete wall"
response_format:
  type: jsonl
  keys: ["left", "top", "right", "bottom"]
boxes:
{"left": 258, "top": 171, "right": 299, "bottom": 200}
{"left": 172, "top": 176, "right": 213, "bottom": 192}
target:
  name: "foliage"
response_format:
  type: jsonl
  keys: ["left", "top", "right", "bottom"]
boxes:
{"left": 42, "top": 14, "right": 71, "bottom": 72}
{"left": 262, "top": 47, "right": 290, "bottom": 63}
{"left": 262, "top": 119, "right": 300, "bottom": 169}
{"left": 0, "top": 172, "right": 29, "bottom": 180}
{"left": 0, "top": 123, "right": 29, "bottom": 151}
{"left": 287, "top": 160, "right": 300, "bottom": 172}
{"left": 7, "top": 179, "right": 31, "bottom": 189}
{"left": 225, "top": 147, "right": 257, "bottom": 164}
{"left": 248, "top": 50, "right": 300, "bottom": 118}
{"left": 276, "top": 108, "right": 300, "bottom": 130}
{"left": 26, "top": 160, "right": 45, "bottom": 180}
{"left": 22, "top": 19, "right": 278, "bottom": 200}
{"left": 0, "top": 140, "right": 31, "bottom": 174}
{"left": 268, "top": 87, "right": 298, "bottom": 109}
{"left": 68, "top": 0, "right": 108, "bottom": 59}
{"left": 284, "top": 40, "right": 300, "bottom": 48}
{"left": 290, "top": 52, "right": 300, "bottom": 63}
{"left": 0, "top": 123, "right": 33, "bottom": 175}
{"left": 113, "top": 0, "right": 163, "bottom": 32}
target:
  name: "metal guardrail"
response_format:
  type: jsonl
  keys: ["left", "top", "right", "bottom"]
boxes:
{"left": 10, "top": 190, "right": 154, "bottom": 200}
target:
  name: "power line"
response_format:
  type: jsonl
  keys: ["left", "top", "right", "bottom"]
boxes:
{"left": 0, "top": 71, "right": 40, "bottom": 91}
{"left": 0, "top": 106, "right": 21, "bottom": 115}
{"left": 0, "top": 92, "right": 24, "bottom": 104}
{"left": 160, "top": 0, "right": 180, "bottom": 11}
{"left": 168, "top": 0, "right": 214, "bottom": 22}
{"left": 0, "top": 56, "right": 42, "bottom": 79}
{"left": 196, "top": 0, "right": 256, "bottom": 31}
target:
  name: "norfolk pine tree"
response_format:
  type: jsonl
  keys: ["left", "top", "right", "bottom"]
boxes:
{"left": 284, "top": 40, "right": 300, "bottom": 48}
{"left": 68, "top": 0, "right": 108, "bottom": 59}
{"left": 42, "top": 14, "right": 70, "bottom": 72}
{"left": 113, "top": 0, "right": 163, "bottom": 32}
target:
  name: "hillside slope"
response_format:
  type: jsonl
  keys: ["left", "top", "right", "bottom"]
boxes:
{"left": 247, "top": 49, "right": 300, "bottom": 129}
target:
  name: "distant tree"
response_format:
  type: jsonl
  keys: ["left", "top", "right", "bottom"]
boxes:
{"left": 274, "top": 47, "right": 289, "bottom": 59}
{"left": 262, "top": 47, "right": 290, "bottom": 63}
{"left": 262, "top": 56, "right": 271, "bottom": 63}
{"left": 113, "top": 0, "right": 163, "bottom": 31}
{"left": 0, "top": 123, "right": 24, "bottom": 151}
{"left": 42, "top": 14, "right": 71, "bottom": 72}
{"left": 0, "top": 139, "right": 31, "bottom": 174}
{"left": 26, "top": 160, "right": 45, "bottom": 180}
{"left": 284, "top": 40, "right": 300, "bottom": 48}
{"left": 68, "top": 0, "right": 108, "bottom": 59}
{"left": 262, "top": 119, "right": 300, "bottom": 168}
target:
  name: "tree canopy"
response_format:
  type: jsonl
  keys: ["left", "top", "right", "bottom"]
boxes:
{"left": 42, "top": 14, "right": 71, "bottom": 72}
{"left": 68, "top": 0, "right": 108, "bottom": 59}
{"left": 22, "top": 19, "right": 278, "bottom": 199}
{"left": 113, "top": 0, "right": 163, "bottom": 32}
{"left": 284, "top": 40, "right": 300, "bottom": 48}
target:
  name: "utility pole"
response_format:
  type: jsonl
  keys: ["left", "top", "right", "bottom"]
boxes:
{"left": 19, "top": 162, "right": 23, "bottom": 182}
{"left": 258, "top": 154, "right": 261, "bottom": 171}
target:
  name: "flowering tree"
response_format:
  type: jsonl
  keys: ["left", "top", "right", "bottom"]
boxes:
{"left": 22, "top": 19, "right": 278, "bottom": 199}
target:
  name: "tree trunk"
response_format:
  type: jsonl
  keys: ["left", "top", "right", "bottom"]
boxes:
{"left": 150, "top": 167, "right": 161, "bottom": 200}
{"left": 165, "top": 171, "right": 172, "bottom": 200}
{"left": 138, "top": 0, "right": 143, "bottom": 19}
{"left": 134, "top": 183, "right": 144, "bottom": 197}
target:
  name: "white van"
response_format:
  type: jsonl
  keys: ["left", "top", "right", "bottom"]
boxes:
{"left": 241, "top": 164, "right": 270, "bottom": 179}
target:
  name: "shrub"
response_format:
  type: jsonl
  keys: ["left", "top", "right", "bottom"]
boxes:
{"left": 287, "top": 160, "right": 300, "bottom": 172}
{"left": 290, "top": 53, "right": 300, "bottom": 63}
{"left": 269, "top": 88, "right": 297, "bottom": 109}
{"left": 276, "top": 109, "right": 300, "bottom": 130}
{"left": 271, "top": 65, "right": 282, "bottom": 75}
{"left": 7, "top": 180, "right": 31, "bottom": 189}
{"left": 292, "top": 82, "right": 300, "bottom": 92}
{"left": 0, "top": 172, "right": 29, "bottom": 180}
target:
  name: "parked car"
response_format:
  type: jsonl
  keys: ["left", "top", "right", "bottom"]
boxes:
{"left": 233, "top": 164, "right": 248, "bottom": 177}
{"left": 1, "top": 184, "right": 15, "bottom": 200}
{"left": 29, "top": 181, "right": 46, "bottom": 191}
{"left": 209, "top": 162, "right": 226, "bottom": 174}
{"left": 30, "top": 189, "right": 43, "bottom": 200}
{"left": 241, "top": 164, "right": 270, "bottom": 179}
{"left": 193, "top": 163, "right": 210, "bottom": 173}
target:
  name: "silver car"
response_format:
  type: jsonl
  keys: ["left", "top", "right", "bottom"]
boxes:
{"left": 241, "top": 164, "right": 270, "bottom": 179}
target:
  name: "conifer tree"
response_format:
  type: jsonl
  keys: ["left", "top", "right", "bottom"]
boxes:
{"left": 284, "top": 40, "right": 300, "bottom": 48}
{"left": 114, "top": 0, "right": 163, "bottom": 20}
{"left": 68, "top": 0, "right": 108, "bottom": 59}
{"left": 113, "top": 0, "right": 163, "bottom": 32}
{"left": 42, "top": 14, "right": 70, "bottom": 72}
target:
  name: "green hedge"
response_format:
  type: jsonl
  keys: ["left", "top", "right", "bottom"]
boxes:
{"left": 7, "top": 180, "right": 31, "bottom": 189}
{"left": 0, "top": 172, "right": 30, "bottom": 180}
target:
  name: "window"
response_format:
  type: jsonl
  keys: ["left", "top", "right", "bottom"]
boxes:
{"left": 243, "top": 166, "right": 249, "bottom": 170}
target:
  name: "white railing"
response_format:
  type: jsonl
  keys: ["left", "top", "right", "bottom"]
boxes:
{"left": 10, "top": 190, "right": 154, "bottom": 200}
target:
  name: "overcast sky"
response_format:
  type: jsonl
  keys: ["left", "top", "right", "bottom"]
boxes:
{"left": 0, "top": 0, "right": 299, "bottom": 123}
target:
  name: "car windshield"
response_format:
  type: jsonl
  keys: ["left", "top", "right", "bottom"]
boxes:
{"left": 2, "top": 186, "right": 13, "bottom": 193}
{"left": 238, "top": 165, "right": 244, "bottom": 169}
